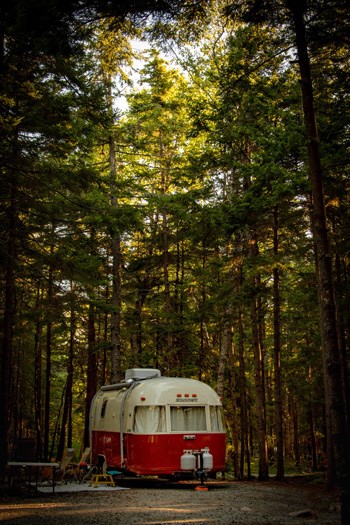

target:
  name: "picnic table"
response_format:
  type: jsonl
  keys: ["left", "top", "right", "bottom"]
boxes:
{"left": 7, "top": 461, "right": 60, "bottom": 494}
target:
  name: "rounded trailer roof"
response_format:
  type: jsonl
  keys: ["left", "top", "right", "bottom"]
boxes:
{"left": 128, "top": 376, "right": 222, "bottom": 406}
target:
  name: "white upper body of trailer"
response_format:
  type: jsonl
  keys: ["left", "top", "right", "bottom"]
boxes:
{"left": 90, "top": 369, "right": 223, "bottom": 433}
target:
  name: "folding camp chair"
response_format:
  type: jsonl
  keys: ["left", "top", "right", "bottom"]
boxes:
{"left": 62, "top": 447, "right": 95, "bottom": 484}
{"left": 78, "top": 462, "right": 97, "bottom": 483}
{"left": 59, "top": 448, "right": 76, "bottom": 483}
{"left": 75, "top": 448, "right": 98, "bottom": 484}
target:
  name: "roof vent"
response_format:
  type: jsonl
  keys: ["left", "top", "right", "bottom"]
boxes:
{"left": 125, "top": 368, "right": 161, "bottom": 380}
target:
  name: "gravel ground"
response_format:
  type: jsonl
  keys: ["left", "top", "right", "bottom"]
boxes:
{"left": 0, "top": 478, "right": 341, "bottom": 525}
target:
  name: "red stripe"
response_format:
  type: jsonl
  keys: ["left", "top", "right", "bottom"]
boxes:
{"left": 91, "top": 431, "right": 226, "bottom": 475}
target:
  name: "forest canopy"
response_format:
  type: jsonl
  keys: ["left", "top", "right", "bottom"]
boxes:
{"left": 1, "top": 0, "right": 350, "bottom": 518}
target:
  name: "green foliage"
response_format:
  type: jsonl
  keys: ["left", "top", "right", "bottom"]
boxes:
{"left": 1, "top": 0, "right": 349, "bottom": 475}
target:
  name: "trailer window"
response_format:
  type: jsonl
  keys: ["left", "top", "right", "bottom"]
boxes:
{"left": 170, "top": 406, "right": 207, "bottom": 431}
{"left": 210, "top": 406, "right": 226, "bottom": 431}
{"left": 133, "top": 406, "right": 166, "bottom": 433}
{"left": 101, "top": 399, "right": 108, "bottom": 418}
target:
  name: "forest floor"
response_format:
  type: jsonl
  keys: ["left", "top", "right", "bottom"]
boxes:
{"left": 0, "top": 476, "right": 341, "bottom": 525}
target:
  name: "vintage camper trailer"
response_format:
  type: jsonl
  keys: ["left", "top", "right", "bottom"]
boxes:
{"left": 89, "top": 368, "right": 226, "bottom": 478}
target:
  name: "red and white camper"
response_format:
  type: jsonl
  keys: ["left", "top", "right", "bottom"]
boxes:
{"left": 89, "top": 368, "right": 226, "bottom": 478}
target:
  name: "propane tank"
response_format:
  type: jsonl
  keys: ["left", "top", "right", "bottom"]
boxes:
{"left": 202, "top": 448, "right": 213, "bottom": 470}
{"left": 181, "top": 450, "right": 196, "bottom": 470}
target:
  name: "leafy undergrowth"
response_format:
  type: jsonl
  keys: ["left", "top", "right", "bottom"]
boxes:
{"left": 224, "top": 459, "right": 330, "bottom": 484}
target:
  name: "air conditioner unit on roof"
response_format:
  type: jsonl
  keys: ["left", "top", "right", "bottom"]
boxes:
{"left": 125, "top": 368, "right": 161, "bottom": 380}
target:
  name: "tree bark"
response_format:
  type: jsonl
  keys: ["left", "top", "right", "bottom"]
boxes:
{"left": 34, "top": 287, "right": 43, "bottom": 460}
{"left": 308, "top": 403, "right": 317, "bottom": 471}
{"left": 230, "top": 342, "right": 240, "bottom": 480}
{"left": 110, "top": 129, "right": 123, "bottom": 383}
{"left": 84, "top": 303, "right": 97, "bottom": 449}
{"left": 334, "top": 252, "right": 350, "bottom": 441}
{"left": 67, "top": 307, "right": 74, "bottom": 448}
{"left": 291, "top": 396, "right": 301, "bottom": 467}
{"left": 238, "top": 269, "right": 251, "bottom": 480}
{"left": 273, "top": 206, "right": 284, "bottom": 480}
{"left": 249, "top": 236, "right": 269, "bottom": 481}
{"left": 44, "top": 248, "right": 54, "bottom": 461}
{"left": 0, "top": 173, "right": 17, "bottom": 472}
{"left": 57, "top": 304, "right": 75, "bottom": 459}
{"left": 161, "top": 178, "right": 173, "bottom": 371}
{"left": 288, "top": 2, "right": 350, "bottom": 521}
{"left": 217, "top": 321, "right": 231, "bottom": 399}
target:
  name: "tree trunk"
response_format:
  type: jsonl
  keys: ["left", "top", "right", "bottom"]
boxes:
{"left": 308, "top": 203, "right": 337, "bottom": 487}
{"left": 217, "top": 321, "right": 231, "bottom": 399}
{"left": 50, "top": 385, "right": 65, "bottom": 460}
{"left": 56, "top": 302, "right": 74, "bottom": 460}
{"left": 198, "top": 256, "right": 209, "bottom": 382}
{"left": 251, "top": 296, "right": 269, "bottom": 480}
{"left": 34, "top": 287, "right": 43, "bottom": 460}
{"left": 291, "top": 396, "right": 301, "bottom": 467}
{"left": 102, "top": 285, "right": 109, "bottom": 385}
{"left": 0, "top": 173, "right": 17, "bottom": 472}
{"left": 56, "top": 378, "right": 68, "bottom": 462}
{"left": 249, "top": 237, "right": 269, "bottom": 481}
{"left": 238, "top": 270, "right": 250, "bottom": 480}
{"left": 174, "top": 237, "right": 186, "bottom": 374}
{"left": 273, "top": 206, "right": 284, "bottom": 480}
{"left": 44, "top": 249, "right": 54, "bottom": 461}
{"left": 230, "top": 343, "right": 240, "bottom": 480}
{"left": 109, "top": 129, "right": 123, "bottom": 383}
{"left": 288, "top": 3, "right": 350, "bottom": 521}
{"left": 162, "top": 204, "right": 173, "bottom": 370}
{"left": 83, "top": 303, "right": 97, "bottom": 449}
{"left": 67, "top": 308, "right": 74, "bottom": 448}
{"left": 334, "top": 252, "right": 350, "bottom": 441}
{"left": 111, "top": 226, "right": 122, "bottom": 383}
{"left": 308, "top": 403, "right": 317, "bottom": 471}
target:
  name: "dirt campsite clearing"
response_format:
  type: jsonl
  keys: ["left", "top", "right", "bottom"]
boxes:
{"left": 0, "top": 477, "right": 341, "bottom": 525}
